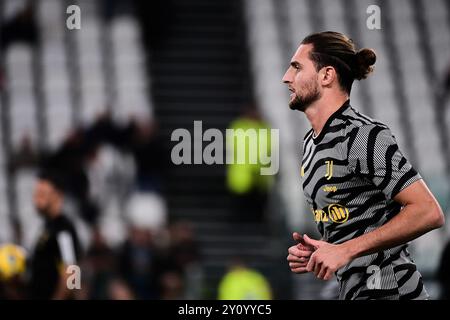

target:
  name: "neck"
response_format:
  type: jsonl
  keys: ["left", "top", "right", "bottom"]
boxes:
{"left": 303, "top": 93, "right": 349, "bottom": 136}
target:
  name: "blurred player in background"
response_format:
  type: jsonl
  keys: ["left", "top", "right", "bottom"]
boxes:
{"left": 29, "top": 171, "right": 81, "bottom": 299}
{"left": 284, "top": 31, "right": 444, "bottom": 300}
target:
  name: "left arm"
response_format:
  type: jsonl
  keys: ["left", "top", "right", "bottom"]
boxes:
{"left": 305, "top": 179, "right": 445, "bottom": 280}
{"left": 52, "top": 231, "right": 78, "bottom": 299}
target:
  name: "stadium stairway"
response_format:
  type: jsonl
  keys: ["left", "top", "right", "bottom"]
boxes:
{"left": 138, "top": 0, "right": 292, "bottom": 299}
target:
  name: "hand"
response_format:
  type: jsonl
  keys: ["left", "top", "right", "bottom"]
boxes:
{"left": 287, "top": 232, "right": 315, "bottom": 274}
{"left": 304, "top": 234, "right": 352, "bottom": 280}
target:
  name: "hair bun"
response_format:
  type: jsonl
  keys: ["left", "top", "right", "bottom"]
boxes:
{"left": 354, "top": 48, "right": 376, "bottom": 80}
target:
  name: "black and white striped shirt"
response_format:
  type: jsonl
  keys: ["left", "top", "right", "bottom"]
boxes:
{"left": 301, "top": 100, "right": 428, "bottom": 300}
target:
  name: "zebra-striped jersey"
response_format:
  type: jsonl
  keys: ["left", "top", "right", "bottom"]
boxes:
{"left": 301, "top": 100, "right": 428, "bottom": 300}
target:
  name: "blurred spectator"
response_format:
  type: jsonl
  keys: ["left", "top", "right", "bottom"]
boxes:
{"left": 40, "top": 128, "right": 99, "bottom": 225}
{"left": 117, "top": 225, "right": 169, "bottom": 299}
{"left": 85, "top": 114, "right": 168, "bottom": 193}
{"left": 0, "top": 1, "right": 37, "bottom": 50}
{"left": 437, "top": 238, "right": 450, "bottom": 299}
{"left": 85, "top": 112, "right": 119, "bottom": 147}
{"left": 101, "top": 0, "right": 125, "bottom": 20}
{"left": 88, "top": 144, "right": 136, "bottom": 203}
{"left": 9, "top": 134, "right": 39, "bottom": 171}
{"left": 108, "top": 277, "right": 135, "bottom": 300}
{"left": 218, "top": 258, "right": 272, "bottom": 300}
{"left": 82, "top": 229, "right": 116, "bottom": 299}
{"left": 29, "top": 170, "right": 82, "bottom": 300}
{"left": 159, "top": 270, "right": 186, "bottom": 300}
{"left": 168, "top": 221, "right": 200, "bottom": 270}
{"left": 128, "top": 119, "right": 167, "bottom": 193}
{"left": 226, "top": 105, "right": 274, "bottom": 222}
{"left": 167, "top": 221, "right": 203, "bottom": 299}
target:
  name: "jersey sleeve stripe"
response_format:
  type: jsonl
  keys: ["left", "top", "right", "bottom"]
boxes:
{"left": 57, "top": 231, "right": 76, "bottom": 266}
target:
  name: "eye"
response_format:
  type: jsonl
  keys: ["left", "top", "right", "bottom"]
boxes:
{"left": 289, "top": 63, "right": 300, "bottom": 70}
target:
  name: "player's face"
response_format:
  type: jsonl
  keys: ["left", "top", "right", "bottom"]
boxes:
{"left": 282, "top": 44, "right": 321, "bottom": 111}
{"left": 33, "top": 180, "right": 57, "bottom": 216}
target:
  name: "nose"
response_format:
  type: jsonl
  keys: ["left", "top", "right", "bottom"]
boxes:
{"left": 282, "top": 68, "right": 293, "bottom": 84}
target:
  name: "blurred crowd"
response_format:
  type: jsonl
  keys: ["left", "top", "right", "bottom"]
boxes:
{"left": 11, "top": 112, "right": 169, "bottom": 224}
{"left": 0, "top": 112, "right": 202, "bottom": 300}
{"left": 79, "top": 218, "right": 201, "bottom": 300}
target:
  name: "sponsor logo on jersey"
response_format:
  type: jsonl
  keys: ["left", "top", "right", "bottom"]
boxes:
{"left": 323, "top": 185, "right": 338, "bottom": 192}
{"left": 327, "top": 204, "right": 349, "bottom": 223}
{"left": 312, "top": 204, "right": 349, "bottom": 224}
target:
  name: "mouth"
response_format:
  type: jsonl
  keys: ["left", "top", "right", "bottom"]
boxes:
{"left": 288, "top": 88, "right": 296, "bottom": 100}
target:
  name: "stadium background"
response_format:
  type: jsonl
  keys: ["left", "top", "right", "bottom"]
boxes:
{"left": 0, "top": 0, "right": 449, "bottom": 299}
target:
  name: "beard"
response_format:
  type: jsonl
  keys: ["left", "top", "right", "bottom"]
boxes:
{"left": 35, "top": 204, "right": 51, "bottom": 218}
{"left": 289, "top": 79, "right": 321, "bottom": 112}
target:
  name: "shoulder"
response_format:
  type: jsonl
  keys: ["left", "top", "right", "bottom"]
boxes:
{"left": 339, "top": 110, "right": 399, "bottom": 163}
{"left": 346, "top": 123, "right": 396, "bottom": 157}
{"left": 339, "top": 108, "right": 392, "bottom": 145}
{"left": 54, "top": 215, "right": 77, "bottom": 235}
{"left": 341, "top": 107, "right": 388, "bottom": 134}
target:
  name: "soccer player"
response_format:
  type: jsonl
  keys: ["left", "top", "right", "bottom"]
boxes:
{"left": 29, "top": 170, "right": 81, "bottom": 299}
{"left": 284, "top": 31, "right": 445, "bottom": 300}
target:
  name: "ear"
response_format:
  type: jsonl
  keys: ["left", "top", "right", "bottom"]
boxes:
{"left": 320, "top": 66, "right": 336, "bottom": 87}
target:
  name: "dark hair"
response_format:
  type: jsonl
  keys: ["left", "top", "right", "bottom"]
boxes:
{"left": 37, "top": 169, "right": 66, "bottom": 193}
{"left": 301, "top": 31, "right": 376, "bottom": 93}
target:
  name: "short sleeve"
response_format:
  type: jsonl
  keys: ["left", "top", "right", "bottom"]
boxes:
{"left": 348, "top": 124, "right": 422, "bottom": 200}
{"left": 56, "top": 231, "right": 77, "bottom": 266}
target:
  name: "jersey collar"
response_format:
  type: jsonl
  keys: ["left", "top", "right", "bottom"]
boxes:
{"left": 312, "top": 99, "right": 350, "bottom": 144}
